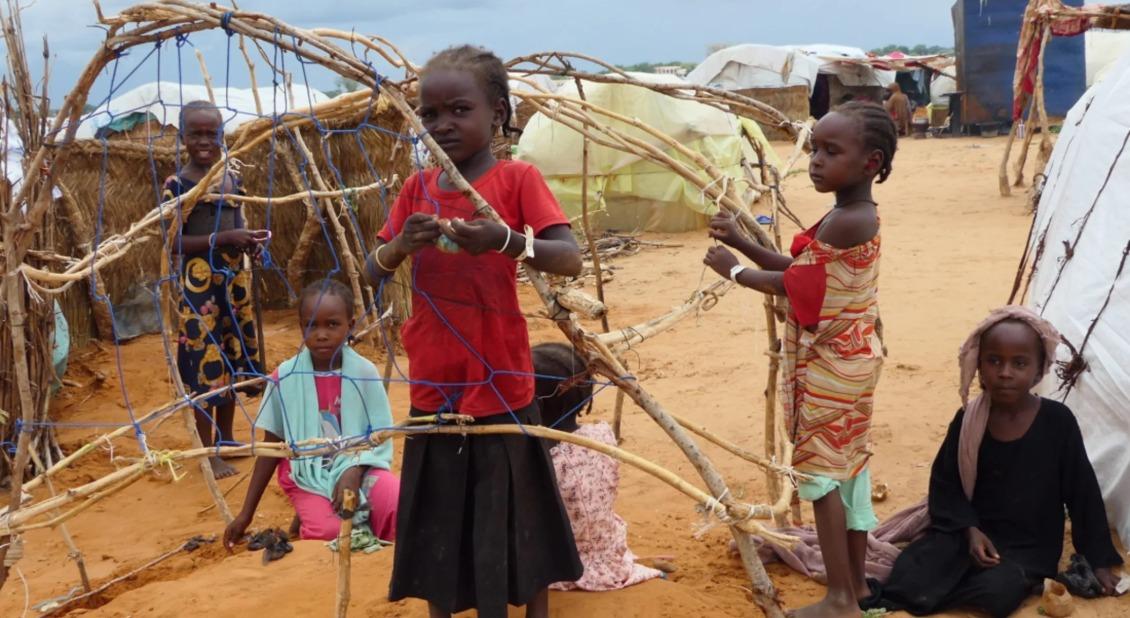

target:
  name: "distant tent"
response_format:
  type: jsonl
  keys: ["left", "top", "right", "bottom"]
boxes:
{"left": 687, "top": 44, "right": 819, "bottom": 140}
{"left": 73, "top": 81, "right": 332, "bottom": 139}
{"left": 1020, "top": 45, "right": 1130, "bottom": 549}
{"left": 687, "top": 43, "right": 895, "bottom": 137}
{"left": 517, "top": 73, "right": 779, "bottom": 233}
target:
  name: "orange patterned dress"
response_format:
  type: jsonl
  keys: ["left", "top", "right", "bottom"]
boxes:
{"left": 780, "top": 217, "right": 883, "bottom": 480}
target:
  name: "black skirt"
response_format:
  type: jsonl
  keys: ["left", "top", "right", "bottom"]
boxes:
{"left": 388, "top": 403, "right": 583, "bottom": 616}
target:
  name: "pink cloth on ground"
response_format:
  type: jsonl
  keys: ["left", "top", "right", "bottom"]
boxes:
{"left": 549, "top": 422, "right": 663, "bottom": 591}
{"left": 274, "top": 371, "right": 399, "bottom": 541}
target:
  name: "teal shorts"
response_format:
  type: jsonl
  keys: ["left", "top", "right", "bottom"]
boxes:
{"left": 796, "top": 467, "right": 879, "bottom": 532}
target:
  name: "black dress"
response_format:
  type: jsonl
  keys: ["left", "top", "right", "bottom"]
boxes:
{"left": 388, "top": 404, "right": 583, "bottom": 617}
{"left": 866, "top": 399, "right": 1122, "bottom": 617}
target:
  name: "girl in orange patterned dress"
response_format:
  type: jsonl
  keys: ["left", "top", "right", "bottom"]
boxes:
{"left": 704, "top": 101, "right": 897, "bottom": 618}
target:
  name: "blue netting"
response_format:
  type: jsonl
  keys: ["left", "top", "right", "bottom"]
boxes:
{"left": 21, "top": 27, "right": 622, "bottom": 465}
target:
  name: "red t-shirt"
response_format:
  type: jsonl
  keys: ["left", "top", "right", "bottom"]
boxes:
{"left": 378, "top": 160, "right": 570, "bottom": 417}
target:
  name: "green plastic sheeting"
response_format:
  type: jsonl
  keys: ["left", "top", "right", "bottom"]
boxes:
{"left": 517, "top": 77, "right": 780, "bottom": 233}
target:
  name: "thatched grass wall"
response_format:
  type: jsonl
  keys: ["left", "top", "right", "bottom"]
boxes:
{"left": 736, "top": 85, "right": 811, "bottom": 141}
{"left": 53, "top": 100, "right": 415, "bottom": 348}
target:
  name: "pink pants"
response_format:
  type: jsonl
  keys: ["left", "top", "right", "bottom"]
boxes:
{"left": 277, "top": 459, "right": 399, "bottom": 541}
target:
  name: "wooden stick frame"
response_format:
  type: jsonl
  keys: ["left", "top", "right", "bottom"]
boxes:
{"left": 999, "top": 0, "right": 1130, "bottom": 197}
{"left": 1, "top": 3, "right": 813, "bottom": 615}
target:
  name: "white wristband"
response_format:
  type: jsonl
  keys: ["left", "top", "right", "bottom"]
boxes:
{"left": 499, "top": 225, "right": 513, "bottom": 254}
{"left": 729, "top": 264, "right": 747, "bottom": 283}
{"left": 510, "top": 225, "right": 536, "bottom": 262}
{"left": 522, "top": 224, "right": 535, "bottom": 260}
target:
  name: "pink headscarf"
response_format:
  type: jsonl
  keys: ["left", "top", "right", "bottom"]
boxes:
{"left": 954, "top": 305, "right": 1063, "bottom": 499}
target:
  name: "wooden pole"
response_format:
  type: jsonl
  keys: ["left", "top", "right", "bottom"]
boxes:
{"left": 0, "top": 269, "right": 39, "bottom": 588}
{"left": 571, "top": 77, "right": 628, "bottom": 441}
{"left": 194, "top": 49, "right": 216, "bottom": 104}
{"left": 998, "top": 121, "right": 1020, "bottom": 197}
{"left": 335, "top": 489, "right": 356, "bottom": 618}
{"left": 28, "top": 446, "right": 91, "bottom": 592}
{"left": 763, "top": 296, "right": 786, "bottom": 528}
{"left": 0, "top": 8, "right": 801, "bottom": 612}
{"left": 288, "top": 127, "right": 367, "bottom": 323}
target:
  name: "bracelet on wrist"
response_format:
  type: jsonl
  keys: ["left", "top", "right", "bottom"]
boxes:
{"left": 374, "top": 243, "right": 395, "bottom": 272}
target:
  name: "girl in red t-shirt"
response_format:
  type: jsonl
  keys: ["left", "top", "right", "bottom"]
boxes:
{"left": 365, "top": 45, "right": 583, "bottom": 618}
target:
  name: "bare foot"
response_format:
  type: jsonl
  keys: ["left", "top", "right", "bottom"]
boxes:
{"left": 855, "top": 579, "right": 873, "bottom": 603}
{"left": 209, "top": 456, "right": 239, "bottom": 479}
{"left": 786, "top": 595, "right": 860, "bottom": 618}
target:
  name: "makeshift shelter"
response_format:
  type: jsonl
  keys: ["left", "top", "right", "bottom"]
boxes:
{"left": 1015, "top": 45, "right": 1130, "bottom": 549}
{"left": 686, "top": 44, "right": 819, "bottom": 138}
{"left": 792, "top": 44, "right": 895, "bottom": 117}
{"left": 53, "top": 91, "right": 412, "bottom": 347}
{"left": 1086, "top": 30, "right": 1130, "bottom": 85}
{"left": 687, "top": 44, "right": 896, "bottom": 137}
{"left": 517, "top": 73, "right": 780, "bottom": 233}
{"left": 73, "top": 81, "right": 332, "bottom": 140}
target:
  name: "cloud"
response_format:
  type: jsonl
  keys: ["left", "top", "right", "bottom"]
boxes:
{"left": 3, "top": 0, "right": 957, "bottom": 104}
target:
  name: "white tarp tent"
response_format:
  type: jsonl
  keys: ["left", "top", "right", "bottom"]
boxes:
{"left": 73, "top": 81, "right": 332, "bottom": 139}
{"left": 3, "top": 118, "right": 60, "bottom": 203}
{"left": 792, "top": 44, "right": 896, "bottom": 88}
{"left": 509, "top": 73, "right": 559, "bottom": 108}
{"left": 1086, "top": 30, "right": 1130, "bottom": 86}
{"left": 687, "top": 43, "right": 894, "bottom": 93}
{"left": 1025, "top": 46, "right": 1130, "bottom": 549}
{"left": 686, "top": 44, "right": 821, "bottom": 91}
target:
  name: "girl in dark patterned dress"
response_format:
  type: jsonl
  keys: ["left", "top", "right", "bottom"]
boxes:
{"left": 167, "top": 101, "right": 269, "bottom": 478}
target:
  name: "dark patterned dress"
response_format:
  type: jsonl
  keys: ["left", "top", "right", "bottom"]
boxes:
{"left": 164, "top": 175, "right": 261, "bottom": 406}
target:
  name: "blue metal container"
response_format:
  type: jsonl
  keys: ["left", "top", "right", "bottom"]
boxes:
{"left": 952, "top": 0, "right": 1086, "bottom": 127}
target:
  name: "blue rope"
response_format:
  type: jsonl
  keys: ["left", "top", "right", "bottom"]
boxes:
{"left": 69, "top": 28, "right": 629, "bottom": 465}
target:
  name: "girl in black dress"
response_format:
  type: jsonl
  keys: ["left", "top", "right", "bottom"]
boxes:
{"left": 865, "top": 307, "right": 1124, "bottom": 617}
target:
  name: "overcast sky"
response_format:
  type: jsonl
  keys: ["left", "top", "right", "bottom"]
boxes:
{"left": 4, "top": 0, "right": 957, "bottom": 105}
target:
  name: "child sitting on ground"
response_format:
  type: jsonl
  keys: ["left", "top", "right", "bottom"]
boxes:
{"left": 863, "top": 306, "right": 1124, "bottom": 617}
{"left": 222, "top": 280, "right": 399, "bottom": 549}
{"left": 532, "top": 342, "right": 663, "bottom": 592}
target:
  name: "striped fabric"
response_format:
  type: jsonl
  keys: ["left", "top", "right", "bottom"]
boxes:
{"left": 781, "top": 233, "right": 883, "bottom": 480}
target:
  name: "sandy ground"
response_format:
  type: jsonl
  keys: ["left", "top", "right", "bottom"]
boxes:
{"left": 2, "top": 135, "right": 1127, "bottom": 617}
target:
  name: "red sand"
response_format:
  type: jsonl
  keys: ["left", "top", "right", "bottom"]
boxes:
{"left": 2, "top": 137, "right": 1126, "bottom": 617}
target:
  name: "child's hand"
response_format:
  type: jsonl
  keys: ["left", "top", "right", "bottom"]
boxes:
{"left": 966, "top": 527, "right": 1001, "bottom": 568}
{"left": 396, "top": 213, "right": 442, "bottom": 254}
{"left": 217, "top": 229, "right": 267, "bottom": 252}
{"left": 332, "top": 466, "right": 365, "bottom": 518}
{"left": 223, "top": 511, "right": 253, "bottom": 552}
{"left": 708, "top": 213, "right": 743, "bottom": 247}
{"left": 447, "top": 218, "right": 510, "bottom": 256}
{"left": 703, "top": 245, "right": 740, "bottom": 279}
{"left": 1095, "top": 567, "right": 1125, "bottom": 596}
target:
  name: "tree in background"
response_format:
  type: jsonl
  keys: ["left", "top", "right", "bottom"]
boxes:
{"left": 324, "top": 76, "right": 362, "bottom": 98}
{"left": 871, "top": 44, "right": 953, "bottom": 56}
{"left": 616, "top": 61, "right": 697, "bottom": 74}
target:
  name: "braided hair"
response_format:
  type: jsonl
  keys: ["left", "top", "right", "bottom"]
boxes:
{"left": 531, "top": 342, "right": 593, "bottom": 430}
{"left": 834, "top": 101, "right": 899, "bottom": 184}
{"left": 422, "top": 45, "right": 518, "bottom": 137}
{"left": 299, "top": 279, "right": 355, "bottom": 320}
